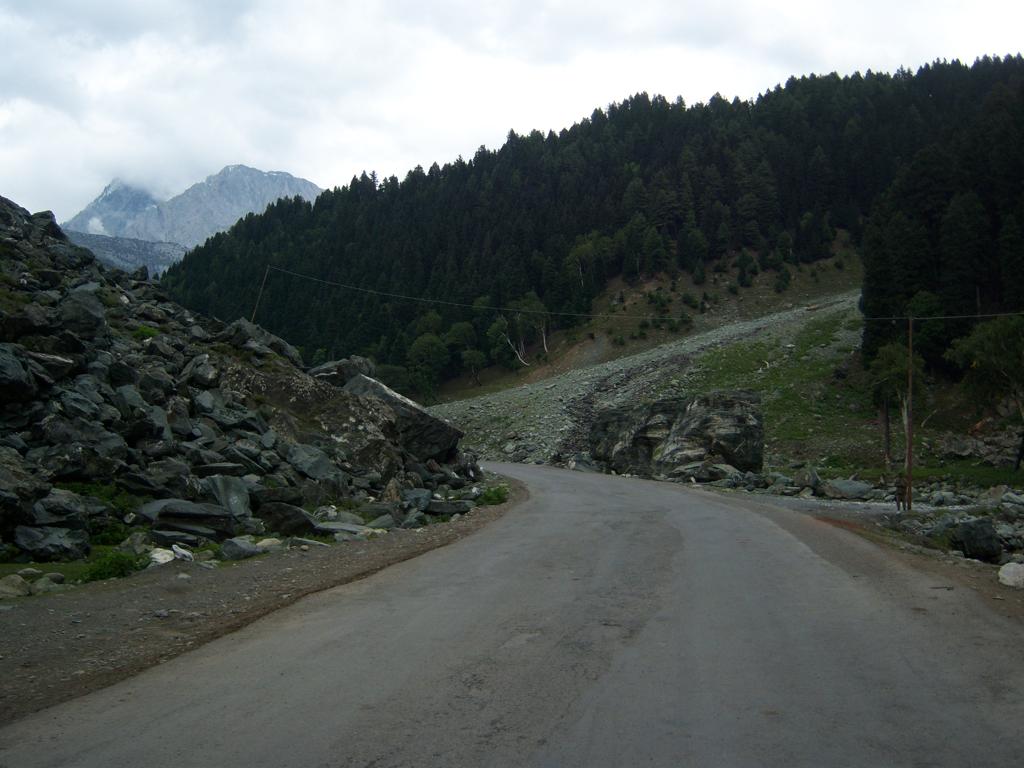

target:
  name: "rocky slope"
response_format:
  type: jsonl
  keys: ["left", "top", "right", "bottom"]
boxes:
{"left": 431, "top": 294, "right": 859, "bottom": 464}
{"left": 64, "top": 231, "right": 186, "bottom": 276}
{"left": 61, "top": 165, "right": 322, "bottom": 271}
{"left": 0, "top": 194, "right": 477, "bottom": 574}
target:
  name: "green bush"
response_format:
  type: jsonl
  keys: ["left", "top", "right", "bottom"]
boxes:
{"left": 774, "top": 267, "right": 792, "bottom": 293}
{"left": 83, "top": 551, "right": 144, "bottom": 582}
{"left": 477, "top": 485, "right": 510, "bottom": 506}
{"left": 89, "top": 520, "right": 132, "bottom": 545}
{"left": 132, "top": 325, "right": 159, "bottom": 340}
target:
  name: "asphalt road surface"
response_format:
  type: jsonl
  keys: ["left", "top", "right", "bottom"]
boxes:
{"left": 2, "top": 463, "right": 1023, "bottom": 767}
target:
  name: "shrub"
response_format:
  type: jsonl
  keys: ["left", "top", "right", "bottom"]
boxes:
{"left": 83, "top": 551, "right": 144, "bottom": 582}
{"left": 89, "top": 520, "right": 132, "bottom": 545}
{"left": 132, "top": 325, "right": 159, "bottom": 340}
{"left": 477, "top": 485, "right": 510, "bottom": 506}
{"left": 774, "top": 267, "right": 792, "bottom": 293}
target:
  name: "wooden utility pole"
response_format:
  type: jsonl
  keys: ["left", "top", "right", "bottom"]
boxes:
{"left": 906, "top": 315, "right": 914, "bottom": 512}
{"left": 251, "top": 264, "right": 271, "bottom": 323}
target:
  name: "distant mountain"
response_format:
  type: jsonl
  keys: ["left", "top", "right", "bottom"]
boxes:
{"left": 64, "top": 231, "right": 186, "bottom": 276}
{"left": 62, "top": 179, "right": 161, "bottom": 237}
{"left": 63, "top": 164, "right": 322, "bottom": 249}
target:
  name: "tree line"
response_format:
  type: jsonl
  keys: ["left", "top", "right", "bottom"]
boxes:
{"left": 162, "top": 55, "right": 1024, "bottom": 398}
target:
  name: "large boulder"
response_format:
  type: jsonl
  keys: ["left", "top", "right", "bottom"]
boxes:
{"left": 14, "top": 525, "right": 90, "bottom": 561}
{"left": 589, "top": 391, "right": 763, "bottom": 477}
{"left": 29, "top": 489, "right": 90, "bottom": 529}
{"left": 820, "top": 479, "right": 874, "bottom": 501}
{"left": 0, "top": 345, "right": 37, "bottom": 402}
{"left": 216, "top": 319, "right": 303, "bottom": 368}
{"left": 343, "top": 375, "right": 463, "bottom": 463}
{"left": 58, "top": 291, "right": 107, "bottom": 339}
{"left": 137, "top": 499, "right": 242, "bottom": 540}
{"left": 951, "top": 517, "right": 1003, "bottom": 563}
{"left": 255, "top": 502, "right": 317, "bottom": 536}
{"left": 205, "top": 474, "right": 253, "bottom": 519}
{"left": 308, "top": 356, "right": 375, "bottom": 387}
{"left": 286, "top": 443, "right": 338, "bottom": 482}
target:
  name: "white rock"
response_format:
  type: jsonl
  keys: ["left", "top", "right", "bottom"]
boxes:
{"left": 149, "top": 548, "right": 175, "bottom": 566}
{"left": 998, "top": 562, "right": 1024, "bottom": 589}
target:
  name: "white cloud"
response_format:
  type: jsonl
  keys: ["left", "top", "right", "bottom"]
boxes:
{"left": 0, "top": 0, "right": 1021, "bottom": 219}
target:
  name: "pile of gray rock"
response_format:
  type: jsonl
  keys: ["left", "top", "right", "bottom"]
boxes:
{"left": 0, "top": 194, "right": 477, "bottom": 567}
{"left": 885, "top": 485, "right": 1024, "bottom": 565}
{"left": 585, "top": 390, "right": 764, "bottom": 477}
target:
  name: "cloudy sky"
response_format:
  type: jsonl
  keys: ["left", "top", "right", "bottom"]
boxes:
{"left": 1, "top": 1, "right": 1021, "bottom": 220}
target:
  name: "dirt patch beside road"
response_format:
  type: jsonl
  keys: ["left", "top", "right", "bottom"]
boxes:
{"left": 0, "top": 479, "right": 525, "bottom": 725}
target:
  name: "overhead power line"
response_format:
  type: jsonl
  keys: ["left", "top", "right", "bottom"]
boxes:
{"left": 863, "top": 310, "right": 1024, "bottom": 322}
{"left": 252, "top": 263, "right": 1024, "bottom": 326}
{"left": 255, "top": 264, "right": 669, "bottom": 321}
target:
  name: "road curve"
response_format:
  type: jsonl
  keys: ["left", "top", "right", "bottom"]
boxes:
{"left": 2, "top": 464, "right": 1023, "bottom": 767}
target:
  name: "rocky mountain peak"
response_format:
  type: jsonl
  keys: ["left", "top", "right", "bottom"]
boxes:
{"left": 63, "top": 165, "right": 321, "bottom": 249}
{"left": 63, "top": 181, "right": 160, "bottom": 237}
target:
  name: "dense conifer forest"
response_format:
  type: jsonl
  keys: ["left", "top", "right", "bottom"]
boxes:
{"left": 162, "top": 56, "right": 1024, "bottom": 395}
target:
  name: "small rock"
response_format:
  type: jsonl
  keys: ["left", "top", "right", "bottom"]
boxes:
{"left": 17, "top": 568, "right": 43, "bottom": 578}
{"left": 30, "top": 576, "right": 61, "bottom": 595}
{"left": 118, "top": 531, "right": 152, "bottom": 557}
{"left": 997, "top": 562, "right": 1024, "bottom": 589}
{"left": 149, "top": 548, "right": 175, "bottom": 566}
{"left": 221, "top": 537, "right": 260, "bottom": 560}
{"left": 0, "top": 574, "right": 31, "bottom": 598}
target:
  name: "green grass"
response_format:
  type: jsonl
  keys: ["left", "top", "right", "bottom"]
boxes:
{"left": 673, "top": 306, "right": 1024, "bottom": 488}
{"left": 131, "top": 324, "right": 160, "bottom": 340}
{"left": 680, "top": 309, "right": 871, "bottom": 446}
{"left": 0, "top": 545, "right": 126, "bottom": 583}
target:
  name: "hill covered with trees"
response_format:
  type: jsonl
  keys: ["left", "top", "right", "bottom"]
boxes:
{"left": 162, "top": 56, "right": 1024, "bottom": 396}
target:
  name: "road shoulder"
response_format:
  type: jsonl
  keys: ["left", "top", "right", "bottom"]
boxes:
{"left": 0, "top": 477, "right": 527, "bottom": 725}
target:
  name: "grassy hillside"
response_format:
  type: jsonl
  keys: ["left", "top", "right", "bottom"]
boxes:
{"left": 438, "top": 240, "right": 861, "bottom": 401}
{"left": 668, "top": 305, "right": 1021, "bottom": 487}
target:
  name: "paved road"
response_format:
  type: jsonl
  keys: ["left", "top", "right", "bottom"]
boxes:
{"left": 2, "top": 464, "right": 1023, "bottom": 767}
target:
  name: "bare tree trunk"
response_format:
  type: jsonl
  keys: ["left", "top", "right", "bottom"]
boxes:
{"left": 541, "top": 323, "right": 549, "bottom": 354}
{"left": 504, "top": 334, "right": 530, "bottom": 367}
{"left": 900, "top": 395, "right": 911, "bottom": 510}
